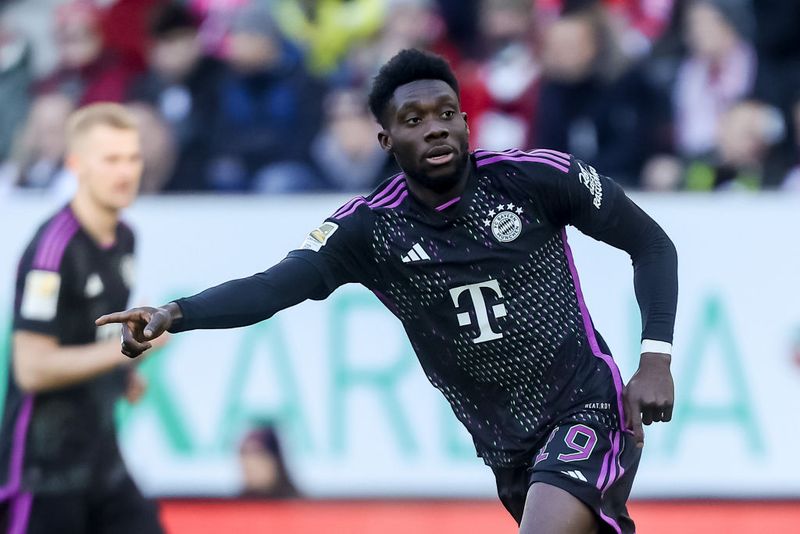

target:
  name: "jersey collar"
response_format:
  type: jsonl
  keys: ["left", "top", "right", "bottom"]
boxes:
{"left": 407, "top": 154, "right": 479, "bottom": 226}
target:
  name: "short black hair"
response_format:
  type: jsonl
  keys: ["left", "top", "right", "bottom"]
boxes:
{"left": 150, "top": 3, "right": 199, "bottom": 39}
{"left": 368, "top": 49, "right": 460, "bottom": 126}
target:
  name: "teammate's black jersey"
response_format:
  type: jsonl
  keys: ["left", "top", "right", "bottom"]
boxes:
{"left": 0, "top": 205, "right": 135, "bottom": 497}
{"left": 286, "top": 149, "right": 676, "bottom": 466}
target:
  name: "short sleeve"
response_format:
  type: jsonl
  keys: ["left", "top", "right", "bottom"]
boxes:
{"left": 13, "top": 246, "right": 69, "bottom": 337}
{"left": 286, "top": 206, "right": 375, "bottom": 293}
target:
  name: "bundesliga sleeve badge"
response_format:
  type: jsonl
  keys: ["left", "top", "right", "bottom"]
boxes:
{"left": 20, "top": 270, "right": 61, "bottom": 321}
{"left": 300, "top": 222, "right": 339, "bottom": 252}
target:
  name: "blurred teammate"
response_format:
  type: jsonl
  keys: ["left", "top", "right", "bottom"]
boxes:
{"left": 0, "top": 103, "right": 164, "bottom": 534}
{"left": 98, "top": 50, "right": 677, "bottom": 534}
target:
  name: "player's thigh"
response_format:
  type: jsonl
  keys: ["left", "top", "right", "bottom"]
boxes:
{"left": 519, "top": 482, "right": 598, "bottom": 534}
{"left": 529, "top": 421, "right": 639, "bottom": 534}
{"left": 90, "top": 474, "right": 164, "bottom": 534}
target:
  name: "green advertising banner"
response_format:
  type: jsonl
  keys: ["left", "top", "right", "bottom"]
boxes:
{"left": 1, "top": 193, "right": 798, "bottom": 498}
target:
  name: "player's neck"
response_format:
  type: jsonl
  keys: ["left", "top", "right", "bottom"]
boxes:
{"left": 405, "top": 164, "right": 472, "bottom": 210}
{"left": 70, "top": 194, "right": 119, "bottom": 248}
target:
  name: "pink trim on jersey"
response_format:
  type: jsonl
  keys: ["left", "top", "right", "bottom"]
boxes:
{"left": 598, "top": 509, "right": 623, "bottom": 534}
{"left": 368, "top": 174, "right": 406, "bottom": 204}
{"left": 596, "top": 431, "right": 614, "bottom": 490}
{"left": 0, "top": 396, "right": 34, "bottom": 502}
{"left": 475, "top": 148, "right": 571, "bottom": 164}
{"left": 435, "top": 196, "right": 461, "bottom": 211}
{"left": 333, "top": 199, "right": 369, "bottom": 219}
{"left": 333, "top": 175, "right": 409, "bottom": 219}
{"left": 603, "top": 431, "right": 620, "bottom": 493}
{"left": 32, "top": 210, "right": 71, "bottom": 269}
{"left": 598, "top": 431, "right": 625, "bottom": 534}
{"left": 607, "top": 431, "right": 626, "bottom": 493}
{"left": 477, "top": 155, "right": 569, "bottom": 173}
{"left": 560, "top": 229, "right": 626, "bottom": 429}
{"left": 527, "top": 149, "right": 571, "bottom": 166}
{"left": 332, "top": 196, "right": 366, "bottom": 219}
{"left": 369, "top": 184, "right": 407, "bottom": 209}
{"left": 332, "top": 174, "right": 405, "bottom": 219}
{"left": 42, "top": 219, "right": 79, "bottom": 271}
{"left": 530, "top": 147, "right": 571, "bottom": 160}
{"left": 8, "top": 492, "right": 32, "bottom": 534}
{"left": 383, "top": 190, "right": 408, "bottom": 209}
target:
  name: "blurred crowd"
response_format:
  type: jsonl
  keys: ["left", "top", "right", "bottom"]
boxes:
{"left": 0, "top": 0, "right": 798, "bottom": 194}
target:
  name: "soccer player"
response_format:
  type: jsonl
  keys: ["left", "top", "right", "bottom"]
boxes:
{"left": 97, "top": 49, "right": 677, "bottom": 534}
{"left": 0, "top": 104, "right": 165, "bottom": 534}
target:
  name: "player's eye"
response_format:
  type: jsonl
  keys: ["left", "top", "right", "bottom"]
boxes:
{"left": 441, "top": 110, "right": 455, "bottom": 119}
{"left": 405, "top": 117, "right": 421, "bottom": 126}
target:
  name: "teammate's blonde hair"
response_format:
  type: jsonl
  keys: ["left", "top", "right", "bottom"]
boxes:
{"left": 66, "top": 103, "right": 138, "bottom": 152}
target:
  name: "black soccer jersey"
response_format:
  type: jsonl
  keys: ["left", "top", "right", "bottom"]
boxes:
{"left": 0, "top": 205, "right": 135, "bottom": 497}
{"left": 287, "top": 149, "right": 677, "bottom": 467}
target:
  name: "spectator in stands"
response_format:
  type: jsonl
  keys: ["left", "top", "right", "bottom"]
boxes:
{"left": 35, "top": 1, "right": 139, "bottom": 105}
{"left": 335, "top": 0, "right": 452, "bottom": 86}
{"left": 752, "top": 1, "right": 800, "bottom": 116}
{"left": 683, "top": 100, "right": 785, "bottom": 191}
{"left": 465, "top": 0, "right": 540, "bottom": 151}
{"left": 129, "top": 3, "right": 224, "bottom": 192}
{"left": 534, "top": 5, "right": 654, "bottom": 186}
{"left": 435, "top": 0, "right": 481, "bottom": 58}
{"left": 126, "top": 103, "right": 177, "bottom": 194}
{"left": 0, "top": 24, "right": 32, "bottom": 161}
{"left": 188, "top": 0, "right": 250, "bottom": 57}
{"left": 101, "top": 0, "right": 166, "bottom": 72}
{"left": 641, "top": 0, "right": 758, "bottom": 190}
{"left": 310, "top": 88, "right": 396, "bottom": 191}
{"left": 536, "top": 0, "right": 676, "bottom": 58}
{"left": 639, "top": 0, "right": 690, "bottom": 157}
{"left": 751, "top": 2, "right": 800, "bottom": 188}
{"left": 1, "top": 93, "right": 74, "bottom": 193}
{"left": 672, "top": 0, "right": 756, "bottom": 159}
{"left": 206, "top": 3, "right": 324, "bottom": 192}
{"left": 272, "top": 0, "right": 385, "bottom": 76}
{"left": 238, "top": 425, "right": 300, "bottom": 499}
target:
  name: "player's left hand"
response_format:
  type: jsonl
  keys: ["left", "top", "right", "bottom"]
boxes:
{"left": 622, "top": 352, "right": 674, "bottom": 448}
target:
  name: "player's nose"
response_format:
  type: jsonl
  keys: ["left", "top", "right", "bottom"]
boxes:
{"left": 423, "top": 122, "right": 449, "bottom": 142}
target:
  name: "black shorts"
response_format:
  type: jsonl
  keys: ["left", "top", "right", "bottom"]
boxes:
{"left": 0, "top": 472, "right": 163, "bottom": 534}
{"left": 492, "top": 415, "right": 641, "bottom": 534}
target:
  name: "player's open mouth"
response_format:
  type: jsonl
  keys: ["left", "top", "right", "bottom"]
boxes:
{"left": 425, "top": 147, "right": 455, "bottom": 166}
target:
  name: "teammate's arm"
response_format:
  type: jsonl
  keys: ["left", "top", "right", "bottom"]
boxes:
{"left": 96, "top": 256, "right": 330, "bottom": 359}
{"left": 13, "top": 332, "right": 133, "bottom": 393}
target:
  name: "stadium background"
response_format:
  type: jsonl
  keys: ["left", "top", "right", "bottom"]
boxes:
{"left": 1, "top": 0, "right": 799, "bottom": 532}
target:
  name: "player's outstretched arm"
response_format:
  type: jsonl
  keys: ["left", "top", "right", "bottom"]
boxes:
{"left": 96, "top": 256, "right": 330, "bottom": 359}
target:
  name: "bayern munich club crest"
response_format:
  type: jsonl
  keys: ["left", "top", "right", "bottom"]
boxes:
{"left": 485, "top": 203, "right": 524, "bottom": 242}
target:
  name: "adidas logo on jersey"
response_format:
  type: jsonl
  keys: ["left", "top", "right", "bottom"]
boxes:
{"left": 85, "top": 273, "right": 104, "bottom": 298}
{"left": 401, "top": 243, "right": 431, "bottom": 263}
{"left": 561, "top": 470, "right": 588, "bottom": 482}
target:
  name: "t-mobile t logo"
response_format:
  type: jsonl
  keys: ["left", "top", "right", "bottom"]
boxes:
{"left": 449, "top": 279, "right": 507, "bottom": 344}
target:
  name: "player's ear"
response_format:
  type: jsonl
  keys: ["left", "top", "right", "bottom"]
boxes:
{"left": 378, "top": 130, "right": 392, "bottom": 153}
{"left": 462, "top": 112, "right": 469, "bottom": 136}
{"left": 64, "top": 152, "right": 80, "bottom": 175}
